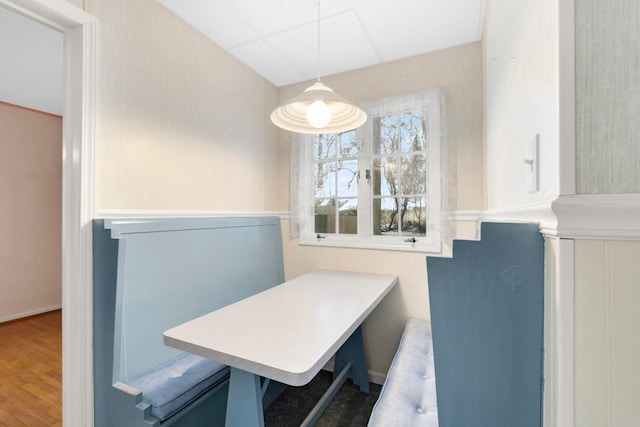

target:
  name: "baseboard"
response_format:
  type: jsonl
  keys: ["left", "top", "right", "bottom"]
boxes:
{"left": 367, "top": 371, "right": 387, "bottom": 386}
{"left": 0, "top": 305, "right": 62, "bottom": 324}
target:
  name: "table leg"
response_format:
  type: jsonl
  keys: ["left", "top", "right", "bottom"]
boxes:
{"left": 333, "top": 326, "right": 369, "bottom": 393}
{"left": 226, "top": 367, "right": 264, "bottom": 427}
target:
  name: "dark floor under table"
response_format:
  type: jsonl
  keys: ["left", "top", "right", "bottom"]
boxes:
{"left": 264, "top": 370, "right": 381, "bottom": 427}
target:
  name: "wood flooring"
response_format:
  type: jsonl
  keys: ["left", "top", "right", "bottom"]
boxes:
{"left": 0, "top": 310, "right": 62, "bottom": 426}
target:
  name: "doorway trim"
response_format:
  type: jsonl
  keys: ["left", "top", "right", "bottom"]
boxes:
{"left": 0, "top": 0, "right": 96, "bottom": 425}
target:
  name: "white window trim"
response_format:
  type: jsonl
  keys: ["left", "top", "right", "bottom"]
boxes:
{"left": 293, "top": 88, "right": 447, "bottom": 254}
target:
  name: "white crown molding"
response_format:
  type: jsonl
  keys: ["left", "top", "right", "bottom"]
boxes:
{"left": 98, "top": 193, "right": 640, "bottom": 241}
{"left": 552, "top": 194, "right": 640, "bottom": 240}
{"left": 96, "top": 209, "right": 291, "bottom": 220}
{"left": 450, "top": 193, "right": 640, "bottom": 241}
{"left": 472, "top": 199, "right": 559, "bottom": 236}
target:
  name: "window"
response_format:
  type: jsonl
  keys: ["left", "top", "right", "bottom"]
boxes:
{"left": 291, "top": 89, "right": 446, "bottom": 253}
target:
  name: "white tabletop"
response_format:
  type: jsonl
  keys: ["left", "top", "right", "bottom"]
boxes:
{"left": 164, "top": 269, "right": 397, "bottom": 386}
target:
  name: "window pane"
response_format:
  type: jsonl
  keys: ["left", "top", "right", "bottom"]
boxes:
{"left": 314, "top": 199, "right": 335, "bottom": 234}
{"left": 338, "top": 130, "right": 358, "bottom": 158}
{"left": 399, "top": 111, "right": 427, "bottom": 153}
{"left": 400, "top": 197, "right": 427, "bottom": 236}
{"left": 372, "top": 157, "right": 398, "bottom": 196}
{"left": 314, "top": 162, "right": 336, "bottom": 199}
{"left": 337, "top": 160, "right": 358, "bottom": 197}
{"left": 314, "top": 134, "right": 336, "bottom": 161}
{"left": 338, "top": 198, "right": 358, "bottom": 235}
{"left": 373, "top": 115, "right": 400, "bottom": 155}
{"left": 400, "top": 154, "right": 427, "bottom": 195}
{"left": 373, "top": 197, "right": 399, "bottom": 235}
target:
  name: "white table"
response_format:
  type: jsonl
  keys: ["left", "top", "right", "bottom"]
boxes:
{"left": 164, "top": 269, "right": 398, "bottom": 427}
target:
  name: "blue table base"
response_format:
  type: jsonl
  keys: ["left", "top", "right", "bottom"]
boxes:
{"left": 224, "top": 326, "right": 369, "bottom": 427}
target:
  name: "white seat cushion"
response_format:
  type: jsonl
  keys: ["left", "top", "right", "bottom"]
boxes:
{"left": 368, "top": 317, "right": 438, "bottom": 427}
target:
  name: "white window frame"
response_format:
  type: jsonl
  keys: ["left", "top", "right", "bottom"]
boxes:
{"left": 295, "top": 88, "right": 446, "bottom": 253}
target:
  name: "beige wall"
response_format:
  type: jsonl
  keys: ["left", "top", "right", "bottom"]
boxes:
{"left": 277, "top": 43, "right": 484, "bottom": 379}
{"left": 575, "top": 240, "right": 640, "bottom": 426}
{"left": 0, "top": 102, "right": 62, "bottom": 321}
{"left": 88, "top": 0, "right": 282, "bottom": 212}
{"left": 576, "top": 0, "right": 640, "bottom": 194}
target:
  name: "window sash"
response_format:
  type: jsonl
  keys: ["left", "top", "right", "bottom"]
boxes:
{"left": 296, "top": 88, "right": 445, "bottom": 253}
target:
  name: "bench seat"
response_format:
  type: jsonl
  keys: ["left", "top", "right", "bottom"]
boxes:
{"left": 127, "top": 353, "right": 230, "bottom": 421}
{"left": 368, "top": 317, "right": 438, "bottom": 427}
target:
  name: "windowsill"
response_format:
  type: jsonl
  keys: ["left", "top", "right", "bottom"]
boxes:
{"left": 298, "top": 235, "right": 443, "bottom": 254}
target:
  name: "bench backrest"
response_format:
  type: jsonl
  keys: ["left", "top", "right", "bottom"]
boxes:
{"left": 93, "top": 217, "right": 285, "bottom": 384}
{"left": 427, "top": 222, "right": 544, "bottom": 427}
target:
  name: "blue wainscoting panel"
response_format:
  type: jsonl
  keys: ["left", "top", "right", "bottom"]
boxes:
{"left": 427, "top": 222, "right": 544, "bottom": 427}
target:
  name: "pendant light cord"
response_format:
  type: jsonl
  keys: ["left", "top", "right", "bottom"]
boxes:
{"left": 316, "top": 1, "right": 321, "bottom": 81}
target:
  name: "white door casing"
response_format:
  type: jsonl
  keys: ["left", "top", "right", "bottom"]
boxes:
{"left": 0, "top": 0, "right": 96, "bottom": 425}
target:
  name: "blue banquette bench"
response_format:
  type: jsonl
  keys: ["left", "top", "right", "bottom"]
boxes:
{"left": 369, "top": 222, "right": 544, "bottom": 427}
{"left": 93, "top": 217, "right": 287, "bottom": 427}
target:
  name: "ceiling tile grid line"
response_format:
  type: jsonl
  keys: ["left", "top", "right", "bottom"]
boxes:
{"left": 157, "top": 0, "right": 486, "bottom": 87}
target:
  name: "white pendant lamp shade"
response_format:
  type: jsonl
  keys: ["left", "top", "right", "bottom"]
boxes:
{"left": 271, "top": 80, "right": 367, "bottom": 134}
{"left": 270, "top": 2, "right": 366, "bottom": 134}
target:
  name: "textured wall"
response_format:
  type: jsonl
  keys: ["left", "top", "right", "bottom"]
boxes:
{"left": 88, "top": 0, "right": 283, "bottom": 211}
{"left": 0, "top": 103, "right": 62, "bottom": 321}
{"left": 575, "top": 0, "right": 640, "bottom": 194}
{"left": 278, "top": 43, "right": 484, "bottom": 379}
{"left": 575, "top": 240, "right": 640, "bottom": 426}
{"left": 484, "top": 0, "right": 560, "bottom": 209}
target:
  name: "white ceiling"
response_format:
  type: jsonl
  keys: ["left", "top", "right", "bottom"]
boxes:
{"left": 0, "top": 6, "right": 63, "bottom": 115}
{"left": 158, "top": 0, "right": 486, "bottom": 87}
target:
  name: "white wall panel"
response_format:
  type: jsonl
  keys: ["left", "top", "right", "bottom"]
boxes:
{"left": 484, "top": 0, "right": 560, "bottom": 209}
{"left": 575, "top": 240, "right": 640, "bottom": 426}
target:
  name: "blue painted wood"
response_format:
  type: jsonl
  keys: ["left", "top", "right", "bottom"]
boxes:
{"left": 333, "top": 326, "right": 369, "bottom": 393}
{"left": 301, "top": 362, "right": 352, "bottom": 427}
{"left": 93, "top": 217, "right": 285, "bottom": 427}
{"left": 427, "top": 222, "right": 544, "bottom": 427}
{"left": 226, "top": 368, "right": 264, "bottom": 427}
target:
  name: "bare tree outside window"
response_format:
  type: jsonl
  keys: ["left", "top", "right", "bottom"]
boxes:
{"left": 372, "top": 110, "right": 428, "bottom": 236}
{"left": 314, "top": 131, "right": 359, "bottom": 235}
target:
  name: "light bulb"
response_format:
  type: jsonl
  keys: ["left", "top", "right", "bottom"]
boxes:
{"left": 306, "top": 100, "right": 332, "bottom": 128}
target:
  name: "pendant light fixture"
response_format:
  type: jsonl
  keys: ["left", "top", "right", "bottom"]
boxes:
{"left": 270, "top": 1, "right": 367, "bottom": 134}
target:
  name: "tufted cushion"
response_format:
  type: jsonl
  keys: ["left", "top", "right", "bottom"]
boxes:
{"left": 368, "top": 317, "right": 438, "bottom": 427}
{"left": 127, "top": 352, "right": 229, "bottom": 421}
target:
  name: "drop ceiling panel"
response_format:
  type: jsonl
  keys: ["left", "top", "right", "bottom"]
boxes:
{"left": 230, "top": 40, "right": 305, "bottom": 87}
{"left": 357, "top": 0, "right": 484, "bottom": 62}
{"left": 267, "top": 11, "right": 380, "bottom": 80}
{"left": 222, "top": 0, "right": 354, "bottom": 40}
{"left": 158, "top": 0, "right": 257, "bottom": 49}
{"left": 157, "top": 0, "right": 486, "bottom": 87}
